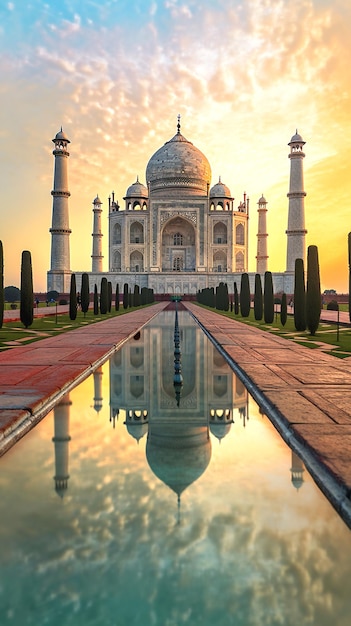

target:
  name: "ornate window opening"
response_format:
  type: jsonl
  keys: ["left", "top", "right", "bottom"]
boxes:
{"left": 113, "top": 251, "right": 121, "bottom": 271}
{"left": 173, "top": 256, "right": 183, "bottom": 271}
{"left": 130, "top": 222, "right": 144, "bottom": 244}
{"left": 113, "top": 223, "right": 121, "bottom": 245}
{"left": 173, "top": 232, "right": 183, "bottom": 246}
{"left": 213, "top": 251, "right": 227, "bottom": 272}
{"left": 213, "top": 222, "right": 227, "bottom": 244}
{"left": 130, "top": 250, "right": 144, "bottom": 271}
{"left": 235, "top": 251, "right": 244, "bottom": 271}
{"left": 236, "top": 223, "right": 245, "bottom": 245}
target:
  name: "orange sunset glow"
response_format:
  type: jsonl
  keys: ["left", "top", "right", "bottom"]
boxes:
{"left": 1, "top": 0, "right": 351, "bottom": 292}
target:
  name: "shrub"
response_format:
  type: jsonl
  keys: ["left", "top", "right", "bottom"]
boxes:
{"left": 263, "top": 271, "right": 274, "bottom": 324}
{"left": 254, "top": 274, "right": 263, "bottom": 321}
{"left": 327, "top": 300, "right": 339, "bottom": 311}
{"left": 240, "top": 273, "right": 250, "bottom": 317}
{"left": 280, "top": 293, "right": 287, "bottom": 326}
{"left": 233, "top": 282, "right": 239, "bottom": 315}
{"left": 294, "top": 258, "right": 306, "bottom": 331}
{"left": 123, "top": 283, "right": 129, "bottom": 309}
{"left": 94, "top": 284, "right": 99, "bottom": 315}
{"left": 59, "top": 299, "right": 68, "bottom": 305}
{"left": 100, "top": 277, "right": 108, "bottom": 314}
{"left": 81, "top": 273, "right": 90, "bottom": 316}
{"left": 4, "top": 285, "right": 20, "bottom": 303}
{"left": 69, "top": 273, "right": 77, "bottom": 321}
{"left": 306, "top": 245, "right": 321, "bottom": 336}
{"left": 20, "top": 250, "right": 34, "bottom": 328}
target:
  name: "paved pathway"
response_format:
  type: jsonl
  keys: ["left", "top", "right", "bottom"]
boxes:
{"left": 184, "top": 303, "right": 351, "bottom": 528}
{"left": 0, "top": 303, "right": 167, "bottom": 455}
{"left": 1, "top": 301, "right": 351, "bottom": 527}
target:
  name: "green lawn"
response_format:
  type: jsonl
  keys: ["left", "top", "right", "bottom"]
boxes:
{"left": 196, "top": 305, "right": 351, "bottom": 358}
{"left": 0, "top": 306, "right": 144, "bottom": 351}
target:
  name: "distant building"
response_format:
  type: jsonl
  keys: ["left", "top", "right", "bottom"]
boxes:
{"left": 47, "top": 119, "right": 307, "bottom": 295}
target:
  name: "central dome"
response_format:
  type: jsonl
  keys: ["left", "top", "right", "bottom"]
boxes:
{"left": 146, "top": 130, "right": 212, "bottom": 196}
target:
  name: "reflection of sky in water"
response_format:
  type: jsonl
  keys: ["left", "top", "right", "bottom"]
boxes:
{"left": 0, "top": 312, "right": 351, "bottom": 625}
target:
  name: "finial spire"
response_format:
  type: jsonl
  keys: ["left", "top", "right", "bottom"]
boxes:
{"left": 177, "top": 114, "right": 181, "bottom": 134}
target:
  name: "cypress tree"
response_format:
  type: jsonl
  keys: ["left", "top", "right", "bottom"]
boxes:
{"left": 20, "top": 250, "right": 34, "bottom": 328}
{"left": 234, "top": 282, "right": 239, "bottom": 315}
{"left": 0, "top": 241, "right": 4, "bottom": 329}
{"left": 108, "top": 281, "right": 112, "bottom": 312}
{"left": 115, "top": 283, "right": 120, "bottom": 311}
{"left": 254, "top": 273, "right": 263, "bottom": 321}
{"left": 280, "top": 292, "right": 287, "bottom": 326}
{"left": 294, "top": 258, "right": 306, "bottom": 331}
{"left": 123, "top": 283, "right": 129, "bottom": 309}
{"left": 100, "top": 277, "right": 108, "bottom": 314}
{"left": 81, "top": 273, "right": 90, "bottom": 317}
{"left": 69, "top": 273, "right": 77, "bottom": 321}
{"left": 222, "top": 282, "right": 229, "bottom": 311}
{"left": 93, "top": 284, "right": 99, "bottom": 315}
{"left": 216, "top": 282, "right": 229, "bottom": 311}
{"left": 263, "top": 271, "right": 274, "bottom": 324}
{"left": 306, "top": 245, "right": 321, "bottom": 336}
{"left": 134, "top": 284, "right": 140, "bottom": 307}
{"left": 240, "top": 273, "right": 251, "bottom": 317}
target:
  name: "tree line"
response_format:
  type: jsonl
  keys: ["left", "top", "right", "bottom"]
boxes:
{"left": 0, "top": 241, "right": 154, "bottom": 329}
{"left": 197, "top": 245, "right": 322, "bottom": 336}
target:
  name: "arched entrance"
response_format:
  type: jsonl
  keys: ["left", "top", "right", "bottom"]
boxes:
{"left": 161, "top": 216, "right": 196, "bottom": 272}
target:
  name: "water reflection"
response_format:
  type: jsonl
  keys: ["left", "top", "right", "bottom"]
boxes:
{"left": 52, "top": 311, "right": 252, "bottom": 504}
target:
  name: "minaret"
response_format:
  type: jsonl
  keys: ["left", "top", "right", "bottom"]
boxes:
{"left": 290, "top": 450, "right": 305, "bottom": 490}
{"left": 93, "top": 366, "right": 103, "bottom": 413}
{"left": 47, "top": 128, "right": 72, "bottom": 293}
{"left": 52, "top": 393, "right": 72, "bottom": 497}
{"left": 286, "top": 130, "right": 307, "bottom": 272}
{"left": 91, "top": 195, "right": 103, "bottom": 273}
{"left": 256, "top": 195, "right": 268, "bottom": 274}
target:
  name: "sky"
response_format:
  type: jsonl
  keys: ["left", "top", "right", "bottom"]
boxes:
{"left": 1, "top": 0, "right": 351, "bottom": 293}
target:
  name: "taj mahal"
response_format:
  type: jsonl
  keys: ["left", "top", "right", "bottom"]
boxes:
{"left": 47, "top": 117, "right": 307, "bottom": 296}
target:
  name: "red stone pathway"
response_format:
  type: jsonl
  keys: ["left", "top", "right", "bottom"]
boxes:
{"left": 184, "top": 303, "right": 351, "bottom": 528}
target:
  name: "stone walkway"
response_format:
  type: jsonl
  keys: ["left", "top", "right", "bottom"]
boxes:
{"left": 1, "top": 301, "right": 351, "bottom": 527}
{"left": 184, "top": 302, "right": 351, "bottom": 528}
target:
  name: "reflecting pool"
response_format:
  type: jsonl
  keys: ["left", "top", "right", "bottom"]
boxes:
{"left": 0, "top": 310, "right": 351, "bottom": 625}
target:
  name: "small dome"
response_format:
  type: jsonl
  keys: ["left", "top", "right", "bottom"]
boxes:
{"left": 126, "top": 421, "right": 148, "bottom": 442}
{"left": 125, "top": 177, "right": 148, "bottom": 198}
{"left": 93, "top": 195, "right": 102, "bottom": 205}
{"left": 289, "top": 130, "right": 304, "bottom": 144}
{"left": 53, "top": 128, "right": 70, "bottom": 143}
{"left": 258, "top": 194, "right": 267, "bottom": 204}
{"left": 146, "top": 130, "right": 211, "bottom": 196}
{"left": 210, "top": 177, "right": 232, "bottom": 199}
{"left": 209, "top": 421, "right": 232, "bottom": 441}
